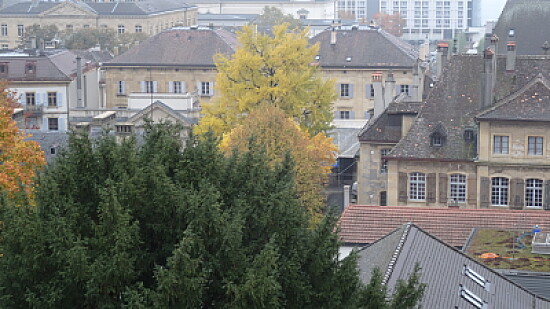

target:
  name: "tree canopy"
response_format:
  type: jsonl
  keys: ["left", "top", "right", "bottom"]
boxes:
{"left": 0, "top": 124, "right": 425, "bottom": 308}
{"left": 221, "top": 105, "right": 336, "bottom": 224}
{"left": 64, "top": 28, "right": 148, "bottom": 53}
{"left": 251, "top": 6, "right": 303, "bottom": 33}
{"left": 0, "top": 83, "right": 45, "bottom": 197}
{"left": 372, "top": 13, "right": 406, "bottom": 37}
{"left": 194, "top": 24, "right": 335, "bottom": 137}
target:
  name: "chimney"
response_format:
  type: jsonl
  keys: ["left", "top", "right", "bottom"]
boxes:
{"left": 384, "top": 71, "right": 395, "bottom": 107}
{"left": 489, "top": 34, "right": 499, "bottom": 93}
{"left": 344, "top": 185, "right": 351, "bottom": 209}
{"left": 372, "top": 72, "right": 385, "bottom": 118}
{"left": 481, "top": 48, "right": 495, "bottom": 109}
{"left": 506, "top": 41, "right": 516, "bottom": 72}
{"left": 330, "top": 27, "right": 337, "bottom": 45}
{"left": 76, "top": 56, "right": 83, "bottom": 108}
{"left": 436, "top": 42, "right": 449, "bottom": 77}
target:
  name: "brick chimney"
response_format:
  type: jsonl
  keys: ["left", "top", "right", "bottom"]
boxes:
{"left": 506, "top": 41, "right": 516, "bottom": 72}
{"left": 436, "top": 42, "right": 449, "bottom": 78}
{"left": 384, "top": 71, "right": 396, "bottom": 107}
{"left": 372, "top": 72, "right": 384, "bottom": 118}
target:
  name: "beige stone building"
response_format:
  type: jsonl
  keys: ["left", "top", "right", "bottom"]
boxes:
{"left": 0, "top": 0, "right": 198, "bottom": 49}
{"left": 101, "top": 27, "right": 237, "bottom": 111}
{"left": 309, "top": 26, "right": 424, "bottom": 128}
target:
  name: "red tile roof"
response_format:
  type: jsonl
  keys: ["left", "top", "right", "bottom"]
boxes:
{"left": 339, "top": 205, "right": 550, "bottom": 247}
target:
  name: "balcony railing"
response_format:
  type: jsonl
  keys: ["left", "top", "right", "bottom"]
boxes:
{"left": 24, "top": 104, "right": 44, "bottom": 115}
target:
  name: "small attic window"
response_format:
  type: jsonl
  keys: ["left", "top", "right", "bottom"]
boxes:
{"left": 431, "top": 133, "right": 445, "bottom": 147}
{"left": 464, "top": 128, "right": 475, "bottom": 142}
{"left": 508, "top": 29, "right": 515, "bottom": 37}
{"left": 346, "top": 57, "right": 352, "bottom": 62}
{"left": 0, "top": 63, "right": 7, "bottom": 74}
{"left": 463, "top": 265, "right": 491, "bottom": 291}
{"left": 25, "top": 62, "right": 36, "bottom": 74}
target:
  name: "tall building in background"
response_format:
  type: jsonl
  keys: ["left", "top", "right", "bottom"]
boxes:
{"left": 338, "top": 0, "right": 481, "bottom": 42}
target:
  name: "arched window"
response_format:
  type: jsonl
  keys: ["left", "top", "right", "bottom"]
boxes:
{"left": 409, "top": 172, "right": 426, "bottom": 201}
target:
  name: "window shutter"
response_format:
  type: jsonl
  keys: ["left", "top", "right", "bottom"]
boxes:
{"left": 168, "top": 81, "right": 174, "bottom": 93}
{"left": 439, "top": 173, "right": 448, "bottom": 205}
{"left": 396, "top": 84, "right": 401, "bottom": 93}
{"left": 366, "top": 84, "right": 373, "bottom": 98}
{"left": 140, "top": 81, "right": 146, "bottom": 93}
{"left": 349, "top": 111, "right": 355, "bottom": 119}
{"left": 209, "top": 82, "right": 214, "bottom": 96}
{"left": 59, "top": 118, "right": 66, "bottom": 132}
{"left": 336, "top": 83, "right": 341, "bottom": 96}
{"left": 480, "top": 177, "right": 490, "bottom": 208}
{"left": 19, "top": 93, "right": 25, "bottom": 105}
{"left": 181, "top": 81, "right": 186, "bottom": 93}
{"left": 364, "top": 111, "right": 371, "bottom": 120}
{"left": 121, "top": 81, "right": 125, "bottom": 94}
{"left": 544, "top": 180, "right": 550, "bottom": 210}
{"left": 42, "top": 118, "right": 48, "bottom": 131}
{"left": 398, "top": 172, "right": 407, "bottom": 203}
{"left": 349, "top": 84, "right": 354, "bottom": 98}
{"left": 427, "top": 173, "right": 436, "bottom": 203}
{"left": 196, "top": 81, "right": 202, "bottom": 95}
{"left": 510, "top": 178, "right": 524, "bottom": 210}
{"left": 467, "top": 175, "right": 477, "bottom": 206}
{"left": 153, "top": 81, "right": 158, "bottom": 93}
{"left": 334, "top": 111, "right": 340, "bottom": 119}
{"left": 57, "top": 92, "right": 63, "bottom": 107}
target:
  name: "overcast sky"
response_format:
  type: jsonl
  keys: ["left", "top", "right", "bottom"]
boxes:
{"left": 482, "top": 0, "right": 507, "bottom": 23}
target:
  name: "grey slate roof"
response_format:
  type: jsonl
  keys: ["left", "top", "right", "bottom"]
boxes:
{"left": 493, "top": 0, "right": 550, "bottom": 56}
{"left": 27, "top": 132, "right": 69, "bottom": 162}
{"left": 0, "top": 56, "right": 71, "bottom": 82}
{"left": 477, "top": 74, "right": 550, "bottom": 122}
{"left": 309, "top": 29, "right": 418, "bottom": 69}
{"left": 104, "top": 28, "right": 237, "bottom": 67}
{"left": 357, "top": 224, "right": 550, "bottom": 309}
{"left": 0, "top": 0, "right": 195, "bottom": 16}
{"left": 330, "top": 128, "right": 361, "bottom": 158}
{"left": 48, "top": 49, "right": 113, "bottom": 78}
{"left": 358, "top": 101, "right": 422, "bottom": 143}
{"left": 498, "top": 270, "right": 550, "bottom": 300}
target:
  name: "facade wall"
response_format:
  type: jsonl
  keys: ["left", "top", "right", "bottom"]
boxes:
{"left": 322, "top": 68, "right": 415, "bottom": 121}
{"left": 103, "top": 66, "right": 216, "bottom": 108}
{"left": 68, "top": 69, "right": 101, "bottom": 109}
{"left": 357, "top": 141, "right": 395, "bottom": 205}
{"left": 10, "top": 82, "right": 70, "bottom": 132}
{"left": 195, "top": 1, "right": 336, "bottom": 19}
{"left": 0, "top": 9, "right": 197, "bottom": 49}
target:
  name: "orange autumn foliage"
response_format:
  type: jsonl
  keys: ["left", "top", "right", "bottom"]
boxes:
{"left": 0, "top": 82, "right": 45, "bottom": 196}
{"left": 221, "top": 105, "right": 336, "bottom": 224}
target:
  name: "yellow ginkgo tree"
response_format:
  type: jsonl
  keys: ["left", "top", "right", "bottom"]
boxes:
{"left": 221, "top": 105, "right": 336, "bottom": 224}
{"left": 0, "top": 83, "right": 45, "bottom": 196}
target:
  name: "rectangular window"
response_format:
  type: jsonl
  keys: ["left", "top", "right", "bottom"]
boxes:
{"left": 117, "top": 81, "right": 126, "bottom": 95}
{"left": 340, "top": 83, "right": 350, "bottom": 97}
{"left": 380, "top": 148, "right": 391, "bottom": 173}
{"left": 528, "top": 136, "right": 544, "bottom": 155}
{"left": 491, "top": 177, "right": 509, "bottom": 206}
{"left": 493, "top": 135, "right": 509, "bottom": 154}
{"left": 135, "top": 25, "right": 142, "bottom": 33}
{"left": 47, "top": 92, "right": 57, "bottom": 107}
{"left": 409, "top": 172, "right": 426, "bottom": 201}
{"left": 118, "top": 24, "right": 125, "bottom": 34}
{"left": 525, "top": 178, "right": 543, "bottom": 207}
{"left": 1, "top": 44, "right": 7, "bottom": 50}
{"left": 66, "top": 24, "right": 73, "bottom": 33}
{"left": 450, "top": 174, "right": 466, "bottom": 203}
{"left": 48, "top": 118, "right": 59, "bottom": 131}
{"left": 25, "top": 92, "right": 36, "bottom": 105}
{"left": 83, "top": 24, "right": 90, "bottom": 29}
{"left": 145, "top": 81, "right": 154, "bottom": 93}
{"left": 173, "top": 81, "right": 183, "bottom": 93}
{"left": 17, "top": 24, "right": 24, "bottom": 37}
{"left": 0, "top": 63, "right": 7, "bottom": 74}
{"left": 340, "top": 111, "right": 351, "bottom": 119}
{"left": 399, "top": 84, "right": 410, "bottom": 95}
{"left": 201, "top": 82, "right": 211, "bottom": 96}
{"left": 1, "top": 24, "right": 7, "bottom": 36}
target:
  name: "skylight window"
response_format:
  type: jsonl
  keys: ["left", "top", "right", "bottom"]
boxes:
{"left": 463, "top": 265, "right": 491, "bottom": 291}
{"left": 346, "top": 57, "right": 352, "bottom": 62}
{"left": 459, "top": 285, "right": 488, "bottom": 309}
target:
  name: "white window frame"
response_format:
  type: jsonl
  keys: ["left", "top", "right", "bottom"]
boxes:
{"left": 118, "top": 24, "right": 125, "bottom": 34}
{"left": 1, "top": 24, "right": 7, "bottom": 36}
{"left": 491, "top": 177, "right": 509, "bottom": 206}
{"left": 47, "top": 92, "right": 57, "bottom": 107}
{"left": 48, "top": 118, "right": 59, "bottom": 131}
{"left": 135, "top": 25, "right": 142, "bottom": 33}
{"left": 493, "top": 135, "right": 509, "bottom": 154}
{"left": 449, "top": 174, "right": 466, "bottom": 203}
{"left": 380, "top": 148, "right": 391, "bottom": 173}
{"left": 525, "top": 178, "right": 543, "bottom": 208}
{"left": 173, "top": 81, "right": 183, "bottom": 93}
{"left": 339, "top": 111, "right": 350, "bottom": 119}
{"left": 340, "top": 83, "right": 350, "bottom": 98}
{"left": 145, "top": 81, "right": 154, "bottom": 93}
{"left": 400, "top": 84, "right": 410, "bottom": 95}
{"left": 528, "top": 136, "right": 544, "bottom": 156}
{"left": 409, "top": 172, "right": 426, "bottom": 201}
{"left": 17, "top": 24, "right": 24, "bottom": 37}
{"left": 117, "top": 81, "right": 126, "bottom": 95}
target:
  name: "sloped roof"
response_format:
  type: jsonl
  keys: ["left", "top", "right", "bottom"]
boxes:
{"left": 128, "top": 100, "right": 197, "bottom": 125}
{"left": 0, "top": 0, "right": 195, "bottom": 16}
{"left": 493, "top": 0, "right": 550, "bottom": 55}
{"left": 48, "top": 50, "right": 113, "bottom": 77}
{"left": 357, "top": 224, "right": 550, "bottom": 309}
{"left": 0, "top": 56, "right": 71, "bottom": 82}
{"left": 309, "top": 29, "right": 418, "bottom": 69}
{"left": 358, "top": 101, "right": 422, "bottom": 143}
{"left": 105, "top": 28, "right": 237, "bottom": 67}
{"left": 338, "top": 205, "right": 550, "bottom": 247}
{"left": 477, "top": 73, "right": 550, "bottom": 122}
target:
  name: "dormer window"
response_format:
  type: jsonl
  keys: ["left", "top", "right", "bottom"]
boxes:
{"left": 25, "top": 62, "right": 36, "bottom": 74}
{"left": 431, "top": 133, "right": 444, "bottom": 146}
{"left": 464, "top": 128, "right": 475, "bottom": 142}
{"left": 430, "top": 123, "right": 447, "bottom": 147}
{"left": 0, "top": 63, "right": 7, "bottom": 74}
